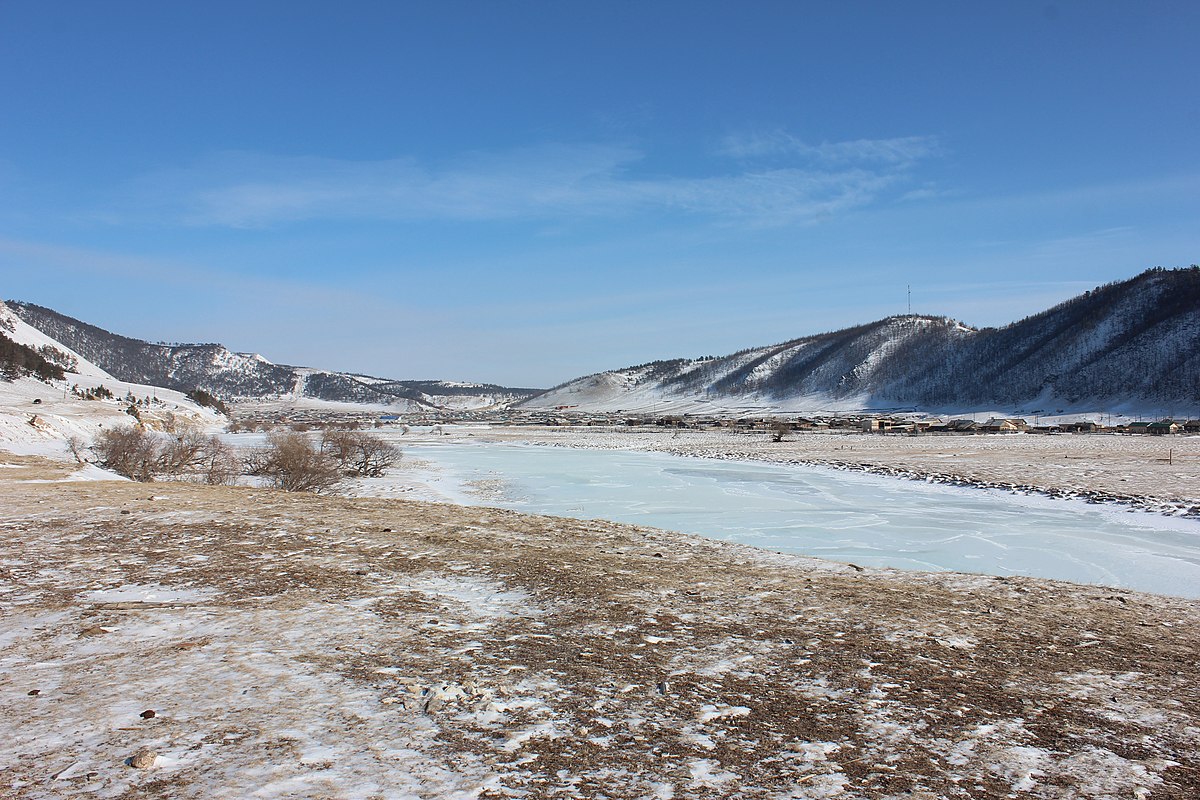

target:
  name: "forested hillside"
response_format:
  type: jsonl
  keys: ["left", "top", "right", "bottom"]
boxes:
{"left": 524, "top": 267, "right": 1200, "bottom": 413}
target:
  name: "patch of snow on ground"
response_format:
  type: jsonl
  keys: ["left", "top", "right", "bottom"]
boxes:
{"left": 79, "top": 584, "right": 217, "bottom": 604}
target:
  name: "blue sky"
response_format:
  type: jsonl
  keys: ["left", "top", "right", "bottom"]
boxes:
{"left": 1, "top": 1, "right": 1197, "bottom": 387}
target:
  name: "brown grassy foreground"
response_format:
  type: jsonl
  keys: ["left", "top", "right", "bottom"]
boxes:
{"left": 1, "top": 454, "right": 1197, "bottom": 799}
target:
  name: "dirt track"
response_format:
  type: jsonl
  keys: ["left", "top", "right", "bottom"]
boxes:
{"left": 1, "top": 453, "right": 1198, "bottom": 798}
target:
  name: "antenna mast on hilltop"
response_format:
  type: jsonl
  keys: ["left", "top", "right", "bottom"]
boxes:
{"left": 907, "top": 285, "right": 911, "bottom": 316}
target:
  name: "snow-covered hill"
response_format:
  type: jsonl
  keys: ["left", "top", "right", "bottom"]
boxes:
{"left": 523, "top": 267, "right": 1200, "bottom": 416}
{"left": 0, "top": 301, "right": 226, "bottom": 454}
{"left": 0, "top": 301, "right": 113, "bottom": 380}
{"left": 7, "top": 302, "right": 541, "bottom": 411}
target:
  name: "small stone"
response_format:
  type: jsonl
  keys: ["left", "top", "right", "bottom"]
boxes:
{"left": 120, "top": 510, "right": 131, "bottom": 515}
{"left": 128, "top": 749, "right": 157, "bottom": 769}
{"left": 140, "top": 709, "right": 156, "bottom": 719}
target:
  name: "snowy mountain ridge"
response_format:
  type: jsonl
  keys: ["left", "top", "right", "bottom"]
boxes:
{"left": 5, "top": 302, "right": 541, "bottom": 411}
{"left": 523, "top": 267, "right": 1200, "bottom": 416}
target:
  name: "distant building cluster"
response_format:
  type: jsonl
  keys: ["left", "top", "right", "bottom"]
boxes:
{"left": 226, "top": 405, "right": 1200, "bottom": 438}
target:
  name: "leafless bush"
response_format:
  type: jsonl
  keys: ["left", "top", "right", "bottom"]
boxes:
{"left": 196, "top": 436, "right": 241, "bottom": 486}
{"left": 93, "top": 426, "right": 160, "bottom": 482}
{"left": 247, "top": 430, "right": 342, "bottom": 493}
{"left": 158, "top": 429, "right": 209, "bottom": 476}
{"left": 321, "top": 429, "right": 401, "bottom": 477}
{"left": 91, "top": 426, "right": 242, "bottom": 485}
{"left": 158, "top": 431, "right": 241, "bottom": 485}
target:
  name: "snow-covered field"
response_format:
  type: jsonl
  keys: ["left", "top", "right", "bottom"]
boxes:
{"left": 1, "top": 454, "right": 1197, "bottom": 798}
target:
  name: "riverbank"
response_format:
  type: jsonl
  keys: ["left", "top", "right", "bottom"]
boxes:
{"left": 465, "top": 427, "right": 1200, "bottom": 517}
{"left": 1, "top": 452, "right": 1198, "bottom": 798}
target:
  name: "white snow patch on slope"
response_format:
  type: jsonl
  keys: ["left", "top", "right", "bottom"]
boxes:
{"left": 0, "top": 377, "right": 224, "bottom": 456}
{"left": 0, "top": 301, "right": 112, "bottom": 379}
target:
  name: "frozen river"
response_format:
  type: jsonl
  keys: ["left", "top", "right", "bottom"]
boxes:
{"left": 395, "top": 442, "right": 1200, "bottom": 598}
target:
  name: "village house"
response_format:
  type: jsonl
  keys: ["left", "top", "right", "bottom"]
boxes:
{"left": 980, "top": 418, "right": 1029, "bottom": 433}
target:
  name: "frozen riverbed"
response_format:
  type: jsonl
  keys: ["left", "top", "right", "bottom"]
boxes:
{"left": 387, "top": 441, "right": 1200, "bottom": 597}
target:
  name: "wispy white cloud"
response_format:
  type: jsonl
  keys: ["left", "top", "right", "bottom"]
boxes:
{"left": 717, "top": 131, "right": 940, "bottom": 165}
{"left": 102, "top": 136, "right": 940, "bottom": 229}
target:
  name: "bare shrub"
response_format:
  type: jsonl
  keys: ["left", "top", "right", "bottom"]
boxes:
{"left": 353, "top": 435, "right": 400, "bottom": 477}
{"left": 158, "top": 429, "right": 209, "bottom": 476}
{"left": 157, "top": 431, "right": 241, "bottom": 485}
{"left": 93, "top": 426, "right": 160, "bottom": 482}
{"left": 248, "top": 430, "right": 341, "bottom": 493}
{"left": 321, "top": 429, "right": 400, "bottom": 477}
{"left": 197, "top": 436, "right": 241, "bottom": 486}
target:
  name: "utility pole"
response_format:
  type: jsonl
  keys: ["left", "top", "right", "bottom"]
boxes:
{"left": 907, "top": 285, "right": 911, "bottom": 316}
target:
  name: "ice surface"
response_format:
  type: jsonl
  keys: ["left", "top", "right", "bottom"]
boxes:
{"left": 401, "top": 442, "right": 1200, "bottom": 597}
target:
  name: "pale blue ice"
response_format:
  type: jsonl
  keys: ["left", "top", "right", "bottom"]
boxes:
{"left": 405, "top": 442, "right": 1200, "bottom": 598}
